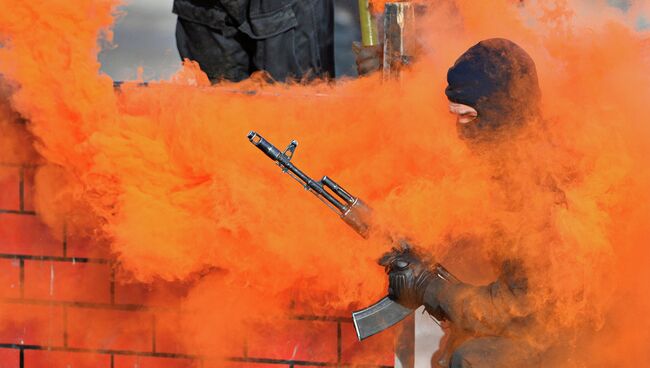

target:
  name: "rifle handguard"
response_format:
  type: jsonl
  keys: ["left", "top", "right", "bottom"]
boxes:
{"left": 248, "top": 131, "right": 372, "bottom": 238}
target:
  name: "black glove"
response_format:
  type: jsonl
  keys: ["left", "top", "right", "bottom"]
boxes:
{"left": 352, "top": 41, "right": 383, "bottom": 76}
{"left": 378, "top": 243, "right": 434, "bottom": 309}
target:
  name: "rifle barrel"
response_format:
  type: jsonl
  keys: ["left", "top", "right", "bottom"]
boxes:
{"left": 248, "top": 131, "right": 348, "bottom": 213}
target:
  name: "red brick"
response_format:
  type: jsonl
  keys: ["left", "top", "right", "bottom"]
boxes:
{"left": 289, "top": 298, "right": 352, "bottom": 319}
{"left": 154, "top": 310, "right": 246, "bottom": 357}
{"left": 0, "top": 166, "right": 20, "bottom": 211}
{"left": 114, "top": 279, "right": 184, "bottom": 307}
{"left": 67, "top": 308, "right": 153, "bottom": 351}
{"left": 22, "top": 167, "right": 35, "bottom": 213}
{"left": 0, "top": 214, "right": 62, "bottom": 256}
{"left": 246, "top": 320, "right": 337, "bottom": 363}
{"left": 0, "top": 258, "right": 21, "bottom": 298}
{"left": 206, "top": 360, "right": 287, "bottom": 368}
{"left": 24, "top": 350, "right": 110, "bottom": 367}
{"left": 65, "top": 233, "right": 111, "bottom": 259}
{"left": 113, "top": 281, "right": 150, "bottom": 306}
{"left": 23, "top": 260, "right": 111, "bottom": 303}
{"left": 0, "top": 303, "right": 64, "bottom": 346}
{"left": 340, "top": 321, "right": 395, "bottom": 366}
{"left": 0, "top": 348, "right": 19, "bottom": 368}
{"left": 153, "top": 312, "right": 185, "bottom": 355}
{"left": 113, "top": 355, "right": 197, "bottom": 368}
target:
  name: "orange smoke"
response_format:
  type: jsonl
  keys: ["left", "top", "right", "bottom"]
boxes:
{"left": 1, "top": 0, "right": 650, "bottom": 365}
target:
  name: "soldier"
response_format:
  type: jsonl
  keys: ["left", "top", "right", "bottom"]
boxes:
{"left": 381, "top": 38, "right": 552, "bottom": 368}
{"left": 173, "top": 0, "right": 335, "bottom": 83}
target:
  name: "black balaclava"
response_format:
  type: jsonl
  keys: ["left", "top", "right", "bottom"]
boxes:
{"left": 445, "top": 38, "right": 541, "bottom": 141}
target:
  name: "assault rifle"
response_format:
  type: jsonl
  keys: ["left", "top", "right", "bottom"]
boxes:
{"left": 247, "top": 131, "right": 456, "bottom": 340}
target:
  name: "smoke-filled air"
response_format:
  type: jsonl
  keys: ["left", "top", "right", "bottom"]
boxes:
{"left": 0, "top": 0, "right": 649, "bottom": 366}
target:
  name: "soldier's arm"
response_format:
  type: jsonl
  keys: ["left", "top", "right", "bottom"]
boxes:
{"left": 424, "top": 259, "right": 530, "bottom": 336}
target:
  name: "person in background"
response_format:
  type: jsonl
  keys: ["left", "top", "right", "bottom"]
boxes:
{"left": 173, "top": 0, "right": 335, "bottom": 83}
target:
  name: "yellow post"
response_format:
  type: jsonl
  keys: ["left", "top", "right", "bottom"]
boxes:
{"left": 358, "top": 0, "right": 379, "bottom": 46}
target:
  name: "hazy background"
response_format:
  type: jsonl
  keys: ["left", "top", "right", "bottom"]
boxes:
{"left": 99, "top": 0, "right": 362, "bottom": 81}
{"left": 97, "top": 1, "right": 647, "bottom": 82}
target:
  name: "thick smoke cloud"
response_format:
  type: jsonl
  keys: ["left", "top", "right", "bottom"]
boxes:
{"left": 0, "top": 0, "right": 649, "bottom": 365}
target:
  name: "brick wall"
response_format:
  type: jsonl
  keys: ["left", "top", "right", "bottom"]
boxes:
{"left": 0, "top": 162, "right": 395, "bottom": 367}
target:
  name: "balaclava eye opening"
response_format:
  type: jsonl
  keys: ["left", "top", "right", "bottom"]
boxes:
{"left": 445, "top": 38, "right": 541, "bottom": 141}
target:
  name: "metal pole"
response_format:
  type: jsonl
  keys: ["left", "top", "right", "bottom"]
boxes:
{"left": 382, "top": 2, "right": 416, "bottom": 80}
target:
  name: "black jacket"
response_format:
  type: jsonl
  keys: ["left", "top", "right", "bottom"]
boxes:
{"left": 173, "top": 0, "right": 334, "bottom": 82}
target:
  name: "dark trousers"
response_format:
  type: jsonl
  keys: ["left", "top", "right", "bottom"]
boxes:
{"left": 446, "top": 337, "right": 541, "bottom": 368}
{"left": 174, "top": 0, "right": 334, "bottom": 83}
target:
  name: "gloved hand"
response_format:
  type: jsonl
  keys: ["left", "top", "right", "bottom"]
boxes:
{"left": 378, "top": 243, "right": 434, "bottom": 309}
{"left": 352, "top": 41, "right": 383, "bottom": 76}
